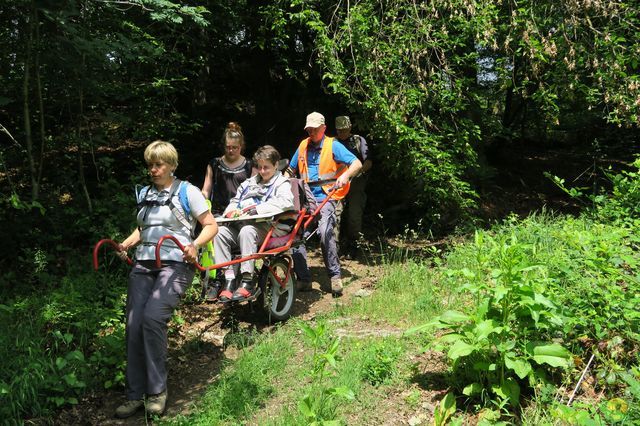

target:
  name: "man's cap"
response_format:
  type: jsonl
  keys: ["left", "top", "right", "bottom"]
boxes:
{"left": 335, "top": 116, "right": 351, "bottom": 129}
{"left": 304, "top": 112, "right": 325, "bottom": 130}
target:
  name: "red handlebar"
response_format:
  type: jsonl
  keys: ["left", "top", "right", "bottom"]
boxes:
{"left": 155, "top": 235, "right": 209, "bottom": 271}
{"left": 93, "top": 239, "right": 133, "bottom": 270}
{"left": 304, "top": 186, "right": 338, "bottom": 228}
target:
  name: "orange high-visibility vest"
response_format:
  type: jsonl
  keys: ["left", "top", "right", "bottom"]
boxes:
{"left": 297, "top": 137, "right": 350, "bottom": 200}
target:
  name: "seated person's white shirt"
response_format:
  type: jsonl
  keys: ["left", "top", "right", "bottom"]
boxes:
{"left": 223, "top": 173, "right": 294, "bottom": 218}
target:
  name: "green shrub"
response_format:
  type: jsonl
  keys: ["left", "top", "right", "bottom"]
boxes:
{"left": 360, "top": 340, "right": 402, "bottom": 386}
{"left": 410, "top": 230, "right": 572, "bottom": 411}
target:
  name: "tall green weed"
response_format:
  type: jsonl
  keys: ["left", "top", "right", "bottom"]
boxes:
{"left": 410, "top": 204, "right": 639, "bottom": 418}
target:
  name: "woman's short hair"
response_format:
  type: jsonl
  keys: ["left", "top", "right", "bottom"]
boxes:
{"left": 253, "top": 145, "right": 280, "bottom": 165}
{"left": 144, "top": 140, "right": 178, "bottom": 169}
{"left": 222, "top": 122, "right": 245, "bottom": 152}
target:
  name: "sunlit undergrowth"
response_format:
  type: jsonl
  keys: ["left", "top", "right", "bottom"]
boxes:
{"left": 407, "top": 160, "right": 640, "bottom": 423}
{"left": 345, "top": 260, "right": 465, "bottom": 328}
{"left": 3, "top": 161, "right": 639, "bottom": 424}
{"left": 164, "top": 325, "right": 298, "bottom": 426}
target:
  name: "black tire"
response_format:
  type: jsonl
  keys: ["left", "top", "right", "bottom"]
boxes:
{"left": 257, "top": 256, "right": 296, "bottom": 321}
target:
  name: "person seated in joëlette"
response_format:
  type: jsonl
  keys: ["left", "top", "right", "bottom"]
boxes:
{"left": 213, "top": 145, "right": 295, "bottom": 302}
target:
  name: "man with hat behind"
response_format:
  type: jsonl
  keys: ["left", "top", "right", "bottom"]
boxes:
{"left": 335, "top": 115, "right": 373, "bottom": 259}
{"left": 287, "top": 112, "right": 362, "bottom": 296}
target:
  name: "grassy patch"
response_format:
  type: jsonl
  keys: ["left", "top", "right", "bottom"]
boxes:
{"left": 163, "top": 324, "right": 299, "bottom": 425}
{"left": 344, "top": 260, "right": 464, "bottom": 328}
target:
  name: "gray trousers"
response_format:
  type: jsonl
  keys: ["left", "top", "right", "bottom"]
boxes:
{"left": 343, "top": 174, "right": 368, "bottom": 243}
{"left": 214, "top": 222, "right": 269, "bottom": 276}
{"left": 292, "top": 199, "right": 340, "bottom": 281}
{"left": 336, "top": 174, "right": 368, "bottom": 248}
{"left": 126, "top": 260, "right": 194, "bottom": 400}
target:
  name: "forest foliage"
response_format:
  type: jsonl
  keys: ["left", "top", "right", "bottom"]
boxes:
{"left": 2, "top": 0, "right": 640, "bottom": 234}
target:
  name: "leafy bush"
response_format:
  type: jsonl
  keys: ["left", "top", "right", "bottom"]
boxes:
{"left": 360, "top": 339, "right": 402, "bottom": 386}
{"left": 410, "top": 231, "right": 572, "bottom": 411}
{"left": 408, "top": 186, "right": 640, "bottom": 419}
{"left": 298, "top": 322, "right": 355, "bottom": 424}
{"left": 595, "top": 157, "right": 640, "bottom": 226}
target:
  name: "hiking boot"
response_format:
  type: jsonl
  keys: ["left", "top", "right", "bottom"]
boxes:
{"left": 115, "top": 399, "right": 143, "bottom": 418}
{"left": 205, "top": 279, "right": 222, "bottom": 302}
{"left": 296, "top": 280, "right": 312, "bottom": 292}
{"left": 330, "top": 277, "right": 343, "bottom": 297}
{"left": 146, "top": 390, "right": 167, "bottom": 416}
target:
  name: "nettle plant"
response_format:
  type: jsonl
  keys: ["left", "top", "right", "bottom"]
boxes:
{"left": 411, "top": 232, "right": 572, "bottom": 411}
{"left": 298, "top": 322, "right": 355, "bottom": 426}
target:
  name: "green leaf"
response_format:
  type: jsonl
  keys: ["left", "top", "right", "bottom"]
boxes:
{"left": 473, "top": 361, "right": 496, "bottom": 371}
{"left": 448, "top": 340, "right": 475, "bottom": 360}
{"left": 66, "top": 350, "right": 85, "bottom": 362}
{"left": 298, "top": 394, "right": 315, "bottom": 418}
{"left": 473, "top": 320, "right": 501, "bottom": 340}
{"left": 493, "top": 285, "right": 508, "bottom": 302}
{"left": 434, "top": 392, "right": 457, "bottom": 426}
{"left": 491, "top": 378, "right": 520, "bottom": 406}
{"left": 496, "top": 340, "right": 515, "bottom": 352}
{"left": 438, "top": 333, "right": 465, "bottom": 344}
{"left": 55, "top": 357, "right": 67, "bottom": 370}
{"left": 462, "top": 382, "right": 483, "bottom": 396}
{"left": 438, "top": 310, "right": 470, "bottom": 325}
{"left": 505, "top": 355, "right": 532, "bottom": 379}
{"left": 323, "top": 353, "right": 337, "bottom": 368}
{"left": 328, "top": 386, "right": 355, "bottom": 400}
{"left": 528, "top": 343, "right": 571, "bottom": 368}
{"left": 405, "top": 321, "right": 437, "bottom": 335}
{"left": 299, "top": 323, "right": 316, "bottom": 340}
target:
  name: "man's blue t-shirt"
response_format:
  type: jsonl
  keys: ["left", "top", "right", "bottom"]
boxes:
{"left": 290, "top": 136, "right": 357, "bottom": 201}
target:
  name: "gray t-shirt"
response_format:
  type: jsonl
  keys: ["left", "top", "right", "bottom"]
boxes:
{"left": 135, "top": 182, "right": 208, "bottom": 262}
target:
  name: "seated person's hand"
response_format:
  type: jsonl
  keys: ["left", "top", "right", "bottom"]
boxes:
{"left": 242, "top": 205, "right": 258, "bottom": 216}
{"left": 225, "top": 209, "right": 242, "bottom": 218}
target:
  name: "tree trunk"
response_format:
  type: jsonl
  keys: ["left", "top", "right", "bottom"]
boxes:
{"left": 34, "top": 3, "right": 46, "bottom": 192}
{"left": 76, "top": 1, "right": 92, "bottom": 212}
{"left": 77, "top": 69, "right": 93, "bottom": 213}
{"left": 23, "top": 11, "right": 38, "bottom": 201}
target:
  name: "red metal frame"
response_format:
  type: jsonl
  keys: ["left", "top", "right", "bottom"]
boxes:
{"left": 93, "top": 186, "right": 339, "bottom": 279}
{"left": 155, "top": 207, "right": 308, "bottom": 271}
{"left": 93, "top": 238, "right": 133, "bottom": 270}
{"left": 267, "top": 254, "right": 294, "bottom": 290}
{"left": 304, "top": 187, "right": 337, "bottom": 228}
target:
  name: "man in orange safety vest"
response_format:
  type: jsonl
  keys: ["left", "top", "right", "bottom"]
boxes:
{"left": 287, "top": 112, "right": 362, "bottom": 296}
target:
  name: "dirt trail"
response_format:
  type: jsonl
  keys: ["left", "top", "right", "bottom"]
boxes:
{"left": 54, "top": 247, "right": 382, "bottom": 425}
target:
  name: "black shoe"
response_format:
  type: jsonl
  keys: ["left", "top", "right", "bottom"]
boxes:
{"left": 205, "top": 280, "right": 222, "bottom": 302}
{"left": 231, "top": 280, "right": 257, "bottom": 301}
{"left": 218, "top": 279, "right": 236, "bottom": 303}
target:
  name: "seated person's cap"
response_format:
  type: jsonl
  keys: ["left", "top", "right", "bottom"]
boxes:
{"left": 335, "top": 116, "right": 351, "bottom": 129}
{"left": 304, "top": 112, "right": 325, "bottom": 130}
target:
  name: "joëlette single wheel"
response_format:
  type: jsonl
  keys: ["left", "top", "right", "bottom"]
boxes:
{"left": 257, "top": 255, "right": 296, "bottom": 321}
